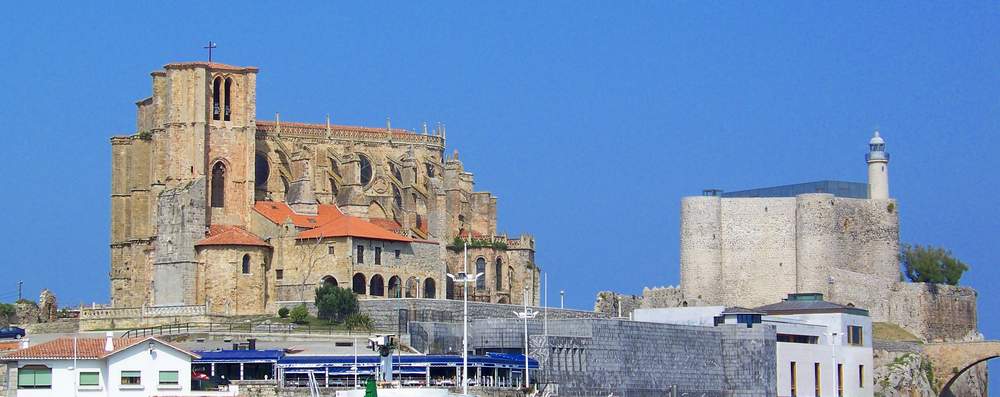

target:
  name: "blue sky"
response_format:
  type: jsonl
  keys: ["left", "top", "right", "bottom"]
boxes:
{"left": 1, "top": 0, "right": 998, "bottom": 385}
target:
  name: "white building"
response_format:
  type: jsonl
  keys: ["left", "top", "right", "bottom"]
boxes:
{"left": 635, "top": 293, "right": 873, "bottom": 397}
{"left": 1, "top": 333, "right": 236, "bottom": 397}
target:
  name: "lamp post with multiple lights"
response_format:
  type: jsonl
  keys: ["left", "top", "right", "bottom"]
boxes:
{"left": 446, "top": 240, "right": 482, "bottom": 396}
{"left": 513, "top": 286, "right": 538, "bottom": 389}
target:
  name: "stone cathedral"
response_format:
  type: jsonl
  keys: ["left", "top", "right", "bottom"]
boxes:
{"left": 109, "top": 61, "right": 540, "bottom": 315}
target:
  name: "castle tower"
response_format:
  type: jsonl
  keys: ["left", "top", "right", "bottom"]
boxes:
{"left": 866, "top": 131, "right": 889, "bottom": 199}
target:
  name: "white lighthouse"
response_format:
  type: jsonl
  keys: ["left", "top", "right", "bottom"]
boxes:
{"left": 866, "top": 131, "right": 890, "bottom": 199}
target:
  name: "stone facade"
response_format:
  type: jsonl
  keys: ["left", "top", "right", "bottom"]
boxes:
{"left": 108, "top": 61, "right": 540, "bottom": 315}
{"left": 679, "top": 193, "right": 900, "bottom": 317}
{"left": 410, "top": 318, "right": 777, "bottom": 397}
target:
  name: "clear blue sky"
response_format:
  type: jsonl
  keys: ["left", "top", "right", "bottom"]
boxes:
{"left": 1, "top": 0, "right": 998, "bottom": 385}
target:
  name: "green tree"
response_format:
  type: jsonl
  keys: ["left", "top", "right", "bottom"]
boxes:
{"left": 0, "top": 303, "right": 15, "bottom": 327}
{"left": 901, "top": 244, "right": 969, "bottom": 285}
{"left": 277, "top": 307, "right": 290, "bottom": 318}
{"left": 315, "top": 284, "right": 358, "bottom": 323}
{"left": 289, "top": 304, "right": 309, "bottom": 324}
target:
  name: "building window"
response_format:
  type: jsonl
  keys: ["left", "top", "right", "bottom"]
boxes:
{"left": 17, "top": 365, "right": 51, "bottom": 389}
{"left": 394, "top": 249, "right": 400, "bottom": 259}
{"left": 425, "top": 163, "right": 435, "bottom": 178}
{"left": 159, "top": 370, "right": 179, "bottom": 386}
{"left": 393, "top": 185, "right": 402, "bottom": 209}
{"left": 790, "top": 362, "right": 797, "bottom": 397}
{"left": 495, "top": 258, "right": 503, "bottom": 290}
{"left": 375, "top": 247, "right": 382, "bottom": 265}
{"left": 359, "top": 155, "right": 373, "bottom": 185}
{"left": 329, "top": 157, "right": 340, "bottom": 175}
{"left": 211, "top": 161, "right": 226, "bottom": 208}
{"left": 859, "top": 365, "right": 864, "bottom": 388}
{"left": 121, "top": 370, "right": 142, "bottom": 385}
{"left": 328, "top": 245, "right": 336, "bottom": 255}
{"left": 357, "top": 245, "right": 364, "bottom": 264}
{"left": 847, "top": 325, "right": 863, "bottom": 346}
{"left": 475, "top": 257, "right": 486, "bottom": 290}
{"left": 242, "top": 254, "right": 251, "bottom": 274}
{"left": 814, "top": 363, "right": 821, "bottom": 397}
{"left": 276, "top": 269, "right": 283, "bottom": 280}
{"left": 837, "top": 364, "right": 843, "bottom": 397}
{"left": 79, "top": 371, "right": 99, "bottom": 387}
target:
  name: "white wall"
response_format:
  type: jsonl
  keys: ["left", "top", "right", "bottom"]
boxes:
{"left": 632, "top": 306, "right": 725, "bottom": 326}
{"left": 770, "top": 312, "right": 873, "bottom": 397}
{"left": 106, "top": 340, "right": 193, "bottom": 396}
{"left": 10, "top": 359, "right": 104, "bottom": 397}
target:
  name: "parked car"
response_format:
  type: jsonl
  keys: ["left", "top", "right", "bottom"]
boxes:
{"left": 0, "top": 326, "right": 25, "bottom": 339}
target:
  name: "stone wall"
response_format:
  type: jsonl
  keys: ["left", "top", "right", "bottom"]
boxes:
{"left": 152, "top": 178, "right": 207, "bottom": 306}
{"left": 356, "top": 298, "right": 609, "bottom": 336}
{"left": 679, "top": 194, "right": 900, "bottom": 319}
{"left": 416, "top": 318, "right": 777, "bottom": 397}
{"left": 884, "top": 283, "right": 979, "bottom": 342}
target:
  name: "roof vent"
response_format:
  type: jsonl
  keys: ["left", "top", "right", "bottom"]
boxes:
{"left": 104, "top": 332, "right": 114, "bottom": 352}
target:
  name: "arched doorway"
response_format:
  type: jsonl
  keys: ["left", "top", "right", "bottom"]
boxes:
{"left": 369, "top": 275, "right": 384, "bottom": 297}
{"left": 387, "top": 276, "right": 402, "bottom": 298}
{"left": 352, "top": 273, "right": 366, "bottom": 295}
{"left": 405, "top": 277, "right": 418, "bottom": 298}
{"left": 321, "top": 276, "right": 338, "bottom": 288}
{"left": 424, "top": 279, "right": 436, "bottom": 299}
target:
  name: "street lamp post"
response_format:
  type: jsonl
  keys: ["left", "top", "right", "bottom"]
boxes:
{"left": 560, "top": 290, "right": 565, "bottom": 309}
{"left": 446, "top": 240, "right": 482, "bottom": 396}
{"left": 514, "top": 286, "right": 538, "bottom": 389}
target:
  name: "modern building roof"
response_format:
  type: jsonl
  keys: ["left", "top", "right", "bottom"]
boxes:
{"left": 719, "top": 180, "right": 869, "bottom": 199}
{"left": 720, "top": 307, "right": 764, "bottom": 315}
{"left": 195, "top": 225, "right": 271, "bottom": 248}
{"left": 755, "top": 293, "right": 870, "bottom": 317}
{"left": 195, "top": 349, "right": 284, "bottom": 362}
{"left": 2, "top": 336, "right": 199, "bottom": 360}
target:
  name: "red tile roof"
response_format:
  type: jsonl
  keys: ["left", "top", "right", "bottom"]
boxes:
{"left": 255, "top": 201, "right": 412, "bottom": 242}
{"left": 369, "top": 218, "right": 402, "bottom": 231}
{"left": 297, "top": 215, "right": 412, "bottom": 242}
{"left": 2, "top": 337, "right": 198, "bottom": 360}
{"left": 0, "top": 341, "right": 20, "bottom": 352}
{"left": 254, "top": 201, "right": 343, "bottom": 228}
{"left": 195, "top": 225, "right": 270, "bottom": 248}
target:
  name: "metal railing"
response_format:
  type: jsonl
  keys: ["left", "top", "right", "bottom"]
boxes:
{"left": 120, "top": 321, "right": 376, "bottom": 339}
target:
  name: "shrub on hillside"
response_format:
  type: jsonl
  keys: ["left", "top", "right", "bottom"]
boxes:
{"left": 289, "top": 304, "right": 309, "bottom": 324}
{"left": 278, "top": 307, "right": 290, "bottom": 318}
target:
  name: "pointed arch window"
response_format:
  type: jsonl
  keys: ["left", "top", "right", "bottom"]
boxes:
{"left": 212, "top": 77, "right": 222, "bottom": 120}
{"left": 223, "top": 78, "right": 233, "bottom": 121}
{"left": 495, "top": 258, "right": 503, "bottom": 290}
{"left": 475, "top": 257, "right": 486, "bottom": 290}
{"left": 211, "top": 162, "right": 226, "bottom": 208}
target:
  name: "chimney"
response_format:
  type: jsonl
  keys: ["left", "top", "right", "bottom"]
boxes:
{"left": 19, "top": 338, "right": 29, "bottom": 349}
{"left": 248, "top": 338, "right": 257, "bottom": 351}
{"left": 104, "top": 332, "right": 114, "bottom": 352}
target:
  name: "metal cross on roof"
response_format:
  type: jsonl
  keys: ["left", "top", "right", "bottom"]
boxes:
{"left": 203, "top": 41, "right": 217, "bottom": 63}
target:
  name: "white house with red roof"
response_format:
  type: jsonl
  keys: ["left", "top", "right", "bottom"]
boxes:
{"left": 2, "top": 333, "right": 235, "bottom": 397}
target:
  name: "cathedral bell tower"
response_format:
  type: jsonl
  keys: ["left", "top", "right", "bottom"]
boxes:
{"left": 866, "top": 130, "right": 889, "bottom": 199}
{"left": 151, "top": 62, "right": 258, "bottom": 226}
